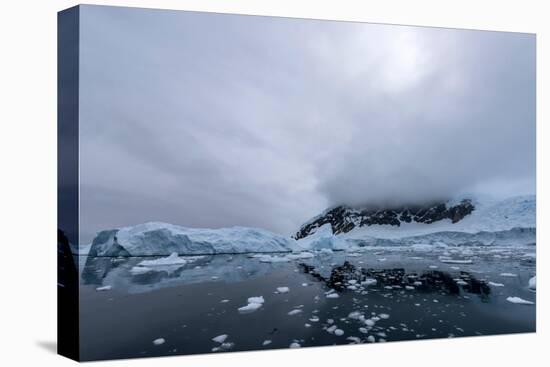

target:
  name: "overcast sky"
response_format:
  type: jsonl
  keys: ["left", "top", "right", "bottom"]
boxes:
{"left": 78, "top": 5, "right": 535, "bottom": 243}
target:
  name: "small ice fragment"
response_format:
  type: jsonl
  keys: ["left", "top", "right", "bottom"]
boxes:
{"left": 238, "top": 302, "right": 262, "bottom": 313}
{"left": 378, "top": 313, "right": 390, "bottom": 319}
{"left": 96, "top": 285, "right": 112, "bottom": 291}
{"left": 500, "top": 273, "right": 517, "bottom": 277}
{"left": 326, "top": 325, "right": 337, "bottom": 334}
{"left": 309, "top": 316, "right": 320, "bottom": 322}
{"left": 289, "top": 342, "right": 301, "bottom": 348}
{"left": 220, "top": 299, "right": 230, "bottom": 303}
{"left": 262, "top": 340, "right": 272, "bottom": 346}
{"left": 334, "top": 329, "right": 344, "bottom": 336}
{"left": 212, "top": 334, "right": 228, "bottom": 343}
{"left": 488, "top": 282, "right": 504, "bottom": 287}
{"left": 361, "top": 278, "right": 377, "bottom": 286}
{"left": 367, "top": 335, "right": 375, "bottom": 342}
{"left": 326, "top": 293, "right": 340, "bottom": 299}
{"left": 153, "top": 338, "right": 165, "bottom": 345}
{"left": 506, "top": 296, "right": 534, "bottom": 305}
{"left": 439, "top": 258, "right": 472, "bottom": 264}
{"left": 429, "top": 265, "right": 438, "bottom": 269}
{"left": 248, "top": 296, "right": 265, "bottom": 304}
{"left": 288, "top": 309, "right": 303, "bottom": 316}
{"left": 277, "top": 287, "right": 290, "bottom": 294}
{"left": 238, "top": 296, "right": 265, "bottom": 313}
{"left": 528, "top": 276, "right": 536, "bottom": 290}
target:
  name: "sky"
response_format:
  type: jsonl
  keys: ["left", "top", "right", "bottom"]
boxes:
{"left": 77, "top": 5, "right": 535, "bottom": 243}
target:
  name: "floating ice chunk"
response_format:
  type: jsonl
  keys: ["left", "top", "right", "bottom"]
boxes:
{"left": 364, "top": 319, "right": 375, "bottom": 327}
{"left": 96, "top": 285, "right": 112, "bottom": 291}
{"left": 439, "top": 258, "right": 473, "bottom": 264}
{"left": 220, "top": 299, "right": 230, "bottom": 303}
{"left": 359, "top": 327, "right": 368, "bottom": 334}
{"left": 528, "top": 276, "right": 536, "bottom": 290}
{"left": 500, "top": 273, "right": 518, "bottom": 277}
{"left": 152, "top": 338, "right": 165, "bottom": 345}
{"left": 361, "top": 278, "right": 377, "bottom": 286}
{"left": 277, "top": 287, "right": 290, "bottom": 294}
{"left": 429, "top": 265, "right": 438, "bottom": 269}
{"left": 248, "top": 296, "right": 265, "bottom": 304}
{"left": 238, "top": 303, "right": 262, "bottom": 313}
{"left": 367, "top": 335, "right": 375, "bottom": 342}
{"left": 347, "top": 336, "right": 361, "bottom": 343}
{"left": 456, "top": 280, "right": 468, "bottom": 286}
{"left": 289, "top": 342, "right": 301, "bottom": 348}
{"left": 378, "top": 313, "right": 390, "bottom": 319}
{"left": 309, "top": 316, "right": 320, "bottom": 322}
{"left": 506, "top": 296, "right": 534, "bottom": 305}
{"left": 212, "top": 334, "right": 228, "bottom": 343}
{"left": 288, "top": 309, "right": 303, "bottom": 316}
{"left": 488, "top": 282, "right": 504, "bottom": 287}
{"left": 238, "top": 296, "right": 265, "bottom": 313}
{"left": 262, "top": 340, "right": 272, "bottom": 346}
{"left": 405, "top": 286, "right": 415, "bottom": 290}
{"left": 334, "top": 329, "right": 344, "bottom": 336}
{"left": 326, "top": 293, "right": 340, "bottom": 299}
{"left": 326, "top": 325, "right": 337, "bottom": 334}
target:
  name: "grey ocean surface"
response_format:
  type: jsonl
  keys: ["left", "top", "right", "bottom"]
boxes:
{"left": 78, "top": 244, "right": 536, "bottom": 361}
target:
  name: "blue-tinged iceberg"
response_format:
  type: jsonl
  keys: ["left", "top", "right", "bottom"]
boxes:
{"left": 88, "top": 222, "right": 297, "bottom": 256}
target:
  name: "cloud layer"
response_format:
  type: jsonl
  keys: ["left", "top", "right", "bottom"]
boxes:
{"left": 77, "top": 6, "right": 535, "bottom": 243}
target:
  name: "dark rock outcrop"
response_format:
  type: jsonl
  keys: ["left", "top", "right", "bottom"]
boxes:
{"left": 294, "top": 199, "right": 475, "bottom": 239}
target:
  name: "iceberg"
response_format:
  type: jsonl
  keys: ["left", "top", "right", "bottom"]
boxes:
{"left": 88, "top": 222, "right": 297, "bottom": 256}
{"left": 295, "top": 224, "right": 349, "bottom": 251}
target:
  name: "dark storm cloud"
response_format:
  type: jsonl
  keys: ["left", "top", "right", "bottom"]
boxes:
{"left": 77, "top": 5, "right": 535, "bottom": 243}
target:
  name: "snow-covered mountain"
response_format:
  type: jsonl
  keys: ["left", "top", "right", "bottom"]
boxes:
{"left": 294, "top": 195, "right": 535, "bottom": 243}
{"left": 88, "top": 222, "right": 296, "bottom": 257}
{"left": 86, "top": 195, "right": 535, "bottom": 257}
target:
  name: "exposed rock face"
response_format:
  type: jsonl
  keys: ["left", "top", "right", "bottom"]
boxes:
{"left": 294, "top": 199, "right": 475, "bottom": 239}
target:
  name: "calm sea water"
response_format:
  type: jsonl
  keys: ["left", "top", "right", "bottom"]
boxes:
{"left": 78, "top": 245, "right": 536, "bottom": 361}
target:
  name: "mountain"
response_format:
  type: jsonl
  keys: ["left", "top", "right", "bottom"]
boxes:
{"left": 294, "top": 195, "right": 535, "bottom": 241}
{"left": 88, "top": 222, "right": 296, "bottom": 257}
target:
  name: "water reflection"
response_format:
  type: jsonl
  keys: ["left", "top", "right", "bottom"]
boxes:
{"left": 299, "top": 260, "right": 491, "bottom": 301}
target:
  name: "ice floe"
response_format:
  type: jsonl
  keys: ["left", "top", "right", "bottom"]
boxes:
{"left": 212, "top": 334, "right": 228, "bottom": 343}
{"left": 238, "top": 296, "right": 265, "bottom": 313}
{"left": 506, "top": 296, "right": 534, "bottom": 305}
{"left": 152, "top": 338, "right": 165, "bottom": 345}
{"left": 96, "top": 285, "right": 112, "bottom": 291}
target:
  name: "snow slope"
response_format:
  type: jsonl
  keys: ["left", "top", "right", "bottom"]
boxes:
{"left": 88, "top": 222, "right": 296, "bottom": 256}
{"left": 340, "top": 195, "right": 535, "bottom": 240}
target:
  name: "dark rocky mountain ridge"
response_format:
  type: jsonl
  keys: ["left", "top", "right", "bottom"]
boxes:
{"left": 294, "top": 199, "right": 475, "bottom": 240}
